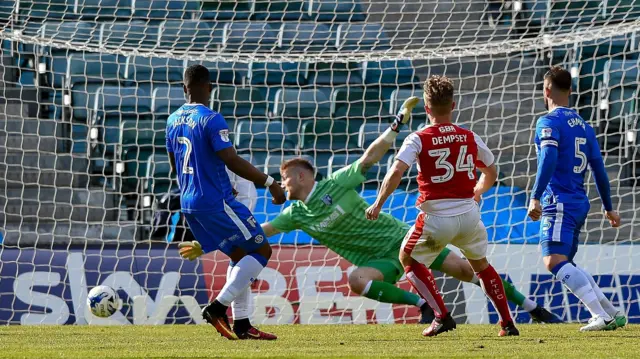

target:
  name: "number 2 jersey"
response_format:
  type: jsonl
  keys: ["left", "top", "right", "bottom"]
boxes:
{"left": 165, "top": 104, "right": 235, "bottom": 213}
{"left": 396, "top": 124, "right": 495, "bottom": 216}
{"left": 533, "top": 106, "right": 602, "bottom": 207}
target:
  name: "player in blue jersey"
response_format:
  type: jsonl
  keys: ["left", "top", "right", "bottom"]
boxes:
{"left": 166, "top": 64, "right": 286, "bottom": 340}
{"left": 528, "top": 66, "right": 624, "bottom": 332}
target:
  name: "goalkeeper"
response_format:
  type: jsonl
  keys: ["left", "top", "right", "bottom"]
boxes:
{"left": 260, "top": 97, "right": 561, "bottom": 324}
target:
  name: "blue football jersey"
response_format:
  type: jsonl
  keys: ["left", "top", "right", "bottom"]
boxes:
{"left": 534, "top": 106, "right": 602, "bottom": 206}
{"left": 165, "top": 104, "right": 235, "bottom": 213}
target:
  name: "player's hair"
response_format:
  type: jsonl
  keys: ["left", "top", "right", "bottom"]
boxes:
{"left": 544, "top": 66, "right": 572, "bottom": 92}
{"left": 280, "top": 158, "right": 315, "bottom": 174}
{"left": 424, "top": 75, "right": 454, "bottom": 116}
{"left": 184, "top": 64, "right": 210, "bottom": 89}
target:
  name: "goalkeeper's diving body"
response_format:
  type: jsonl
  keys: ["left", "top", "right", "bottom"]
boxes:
{"left": 166, "top": 64, "right": 286, "bottom": 340}
{"left": 261, "top": 96, "right": 561, "bottom": 324}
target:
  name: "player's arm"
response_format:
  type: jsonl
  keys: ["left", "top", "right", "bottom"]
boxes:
{"left": 472, "top": 133, "right": 497, "bottom": 202}
{"left": 359, "top": 96, "right": 420, "bottom": 173}
{"left": 366, "top": 132, "right": 420, "bottom": 220}
{"left": 586, "top": 127, "right": 620, "bottom": 227}
{"left": 205, "top": 113, "right": 285, "bottom": 204}
{"left": 262, "top": 206, "right": 297, "bottom": 237}
{"left": 528, "top": 120, "right": 559, "bottom": 221}
{"left": 168, "top": 152, "right": 177, "bottom": 176}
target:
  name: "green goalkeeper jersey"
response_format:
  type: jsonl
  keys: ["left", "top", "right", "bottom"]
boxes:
{"left": 270, "top": 159, "right": 409, "bottom": 266}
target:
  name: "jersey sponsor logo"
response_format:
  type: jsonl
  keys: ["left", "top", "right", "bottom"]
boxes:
{"left": 431, "top": 134, "right": 467, "bottom": 145}
{"left": 254, "top": 235, "right": 264, "bottom": 244}
{"left": 321, "top": 194, "right": 333, "bottom": 206}
{"left": 219, "top": 129, "right": 230, "bottom": 142}
{"left": 540, "top": 128, "right": 553, "bottom": 138}
{"left": 438, "top": 125, "right": 456, "bottom": 133}
{"left": 310, "top": 206, "right": 345, "bottom": 230}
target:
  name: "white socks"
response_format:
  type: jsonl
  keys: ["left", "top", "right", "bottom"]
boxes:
{"left": 575, "top": 266, "right": 618, "bottom": 317}
{"left": 555, "top": 262, "right": 612, "bottom": 321}
{"left": 227, "top": 264, "right": 253, "bottom": 320}
{"left": 216, "top": 255, "right": 264, "bottom": 307}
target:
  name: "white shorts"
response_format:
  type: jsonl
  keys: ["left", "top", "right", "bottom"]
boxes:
{"left": 401, "top": 208, "right": 488, "bottom": 267}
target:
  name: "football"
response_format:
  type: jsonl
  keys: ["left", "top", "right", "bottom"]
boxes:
{"left": 87, "top": 285, "right": 120, "bottom": 318}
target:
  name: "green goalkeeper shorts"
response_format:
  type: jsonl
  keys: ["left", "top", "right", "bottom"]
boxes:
{"left": 362, "top": 247, "right": 452, "bottom": 284}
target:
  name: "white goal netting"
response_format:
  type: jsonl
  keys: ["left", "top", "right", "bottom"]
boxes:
{"left": 0, "top": 0, "right": 638, "bottom": 326}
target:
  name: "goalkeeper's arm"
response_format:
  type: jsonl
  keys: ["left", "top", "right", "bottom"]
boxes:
{"left": 359, "top": 96, "right": 419, "bottom": 173}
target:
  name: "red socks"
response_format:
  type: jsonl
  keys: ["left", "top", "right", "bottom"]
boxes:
{"left": 477, "top": 265, "right": 513, "bottom": 323}
{"left": 405, "top": 262, "right": 448, "bottom": 318}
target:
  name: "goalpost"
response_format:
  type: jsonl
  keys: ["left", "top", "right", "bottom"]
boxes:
{"left": 0, "top": 0, "right": 639, "bottom": 325}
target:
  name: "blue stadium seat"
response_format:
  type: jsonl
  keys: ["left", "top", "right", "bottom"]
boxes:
{"left": 606, "top": 0, "right": 640, "bottom": 22}
{"left": 152, "top": 86, "right": 185, "bottom": 117}
{"left": 308, "top": 62, "right": 363, "bottom": 85}
{"left": 120, "top": 56, "right": 183, "bottom": 86}
{"left": 304, "top": 0, "right": 366, "bottom": 22}
{"left": 248, "top": 62, "right": 308, "bottom": 86}
{"left": 144, "top": 153, "right": 174, "bottom": 196}
{"left": 272, "top": 88, "right": 332, "bottom": 120}
{"left": 223, "top": 21, "right": 281, "bottom": 52}
{"left": 279, "top": 22, "right": 336, "bottom": 52}
{"left": 88, "top": 86, "right": 152, "bottom": 174}
{"left": 159, "top": 20, "right": 224, "bottom": 51}
{"left": 234, "top": 120, "right": 296, "bottom": 152}
{"left": 65, "top": 53, "right": 124, "bottom": 121}
{"left": 543, "top": 0, "right": 602, "bottom": 33}
{"left": 37, "top": 21, "right": 99, "bottom": 88}
{"left": 251, "top": 0, "right": 304, "bottom": 20}
{"left": 117, "top": 119, "right": 166, "bottom": 194}
{"left": 99, "top": 20, "right": 161, "bottom": 51}
{"left": 211, "top": 86, "right": 271, "bottom": 121}
{"left": 19, "top": 0, "right": 76, "bottom": 21}
{"left": 358, "top": 122, "right": 412, "bottom": 150}
{"left": 76, "top": 0, "right": 132, "bottom": 19}
{"left": 362, "top": 60, "right": 418, "bottom": 86}
{"left": 187, "top": 60, "right": 249, "bottom": 84}
{"left": 299, "top": 119, "right": 354, "bottom": 151}
{"left": 336, "top": 23, "right": 391, "bottom": 51}
{"left": 200, "top": 0, "right": 251, "bottom": 20}
{"left": 133, "top": 0, "right": 199, "bottom": 20}
{"left": 331, "top": 86, "right": 396, "bottom": 121}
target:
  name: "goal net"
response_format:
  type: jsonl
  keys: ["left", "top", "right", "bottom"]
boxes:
{"left": 0, "top": 0, "right": 639, "bottom": 326}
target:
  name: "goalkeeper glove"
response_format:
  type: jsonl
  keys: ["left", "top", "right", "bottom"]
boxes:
{"left": 178, "top": 241, "right": 204, "bottom": 261}
{"left": 390, "top": 96, "right": 420, "bottom": 132}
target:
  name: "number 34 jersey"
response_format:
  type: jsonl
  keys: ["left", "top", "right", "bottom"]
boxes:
{"left": 396, "top": 124, "right": 495, "bottom": 216}
{"left": 534, "top": 106, "right": 599, "bottom": 207}
{"left": 166, "top": 104, "right": 235, "bottom": 213}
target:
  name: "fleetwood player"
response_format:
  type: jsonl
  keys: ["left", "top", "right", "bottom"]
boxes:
{"left": 366, "top": 75, "right": 519, "bottom": 337}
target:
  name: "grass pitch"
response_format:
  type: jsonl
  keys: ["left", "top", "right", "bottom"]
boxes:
{"left": 0, "top": 324, "right": 637, "bottom": 358}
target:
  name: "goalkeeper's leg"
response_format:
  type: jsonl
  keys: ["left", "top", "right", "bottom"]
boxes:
{"left": 431, "top": 248, "right": 563, "bottom": 323}
{"left": 348, "top": 259, "right": 426, "bottom": 309}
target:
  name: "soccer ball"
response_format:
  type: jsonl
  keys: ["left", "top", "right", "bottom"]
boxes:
{"left": 87, "top": 285, "right": 119, "bottom": 318}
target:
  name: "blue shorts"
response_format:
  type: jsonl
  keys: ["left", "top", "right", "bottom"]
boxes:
{"left": 183, "top": 199, "right": 266, "bottom": 256}
{"left": 540, "top": 201, "right": 590, "bottom": 261}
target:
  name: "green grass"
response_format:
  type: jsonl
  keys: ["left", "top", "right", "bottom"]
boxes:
{"left": 0, "top": 324, "right": 637, "bottom": 358}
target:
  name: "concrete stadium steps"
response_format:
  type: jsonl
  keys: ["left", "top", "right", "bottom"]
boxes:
{"left": 0, "top": 221, "right": 139, "bottom": 246}
{"left": 0, "top": 187, "right": 119, "bottom": 223}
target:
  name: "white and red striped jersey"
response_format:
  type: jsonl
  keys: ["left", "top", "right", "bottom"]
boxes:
{"left": 396, "top": 123, "right": 495, "bottom": 216}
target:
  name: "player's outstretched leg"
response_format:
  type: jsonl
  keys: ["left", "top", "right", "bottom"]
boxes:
{"left": 227, "top": 263, "right": 277, "bottom": 340}
{"left": 431, "top": 248, "right": 563, "bottom": 323}
{"left": 403, "top": 261, "right": 456, "bottom": 337}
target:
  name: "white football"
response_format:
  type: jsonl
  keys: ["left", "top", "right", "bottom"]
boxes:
{"left": 87, "top": 285, "right": 120, "bottom": 318}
